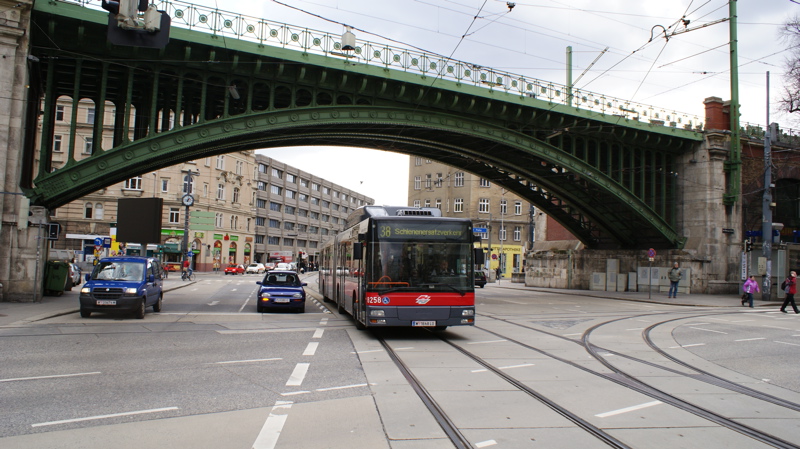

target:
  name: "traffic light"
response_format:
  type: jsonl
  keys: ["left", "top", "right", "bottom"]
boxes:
{"left": 745, "top": 239, "right": 752, "bottom": 252}
{"left": 47, "top": 223, "right": 60, "bottom": 240}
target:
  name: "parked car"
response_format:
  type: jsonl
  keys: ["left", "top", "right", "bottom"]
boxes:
{"left": 256, "top": 270, "right": 307, "bottom": 313}
{"left": 79, "top": 256, "right": 163, "bottom": 319}
{"left": 474, "top": 270, "right": 487, "bottom": 288}
{"left": 224, "top": 264, "right": 245, "bottom": 275}
{"left": 246, "top": 263, "right": 266, "bottom": 274}
{"left": 69, "top": 263, "right": 82, "bottom": 287}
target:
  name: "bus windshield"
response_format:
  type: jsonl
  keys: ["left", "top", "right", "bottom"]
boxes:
{"left": 368, "top": 241, "right": 471, "bottom": 292}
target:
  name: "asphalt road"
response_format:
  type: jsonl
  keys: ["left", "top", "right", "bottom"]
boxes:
{"left": 1, "top": 273, "right": 799, "bottom": 448}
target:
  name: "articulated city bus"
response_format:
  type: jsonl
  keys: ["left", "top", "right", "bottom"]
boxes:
{"left": 320, "top": 206, "right": 480, "bottom": 330}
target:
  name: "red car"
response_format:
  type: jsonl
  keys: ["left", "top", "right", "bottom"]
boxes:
{"left": 224, "top": 264, "right": 245, "bottom": 275}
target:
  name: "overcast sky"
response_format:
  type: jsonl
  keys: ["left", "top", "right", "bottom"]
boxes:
{"left": 172, "top": 0, "right": 797, "bottom": 205}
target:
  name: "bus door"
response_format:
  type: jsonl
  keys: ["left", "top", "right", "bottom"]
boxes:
{"left": 348, "top": 242, "right": 364, "bottom": 323}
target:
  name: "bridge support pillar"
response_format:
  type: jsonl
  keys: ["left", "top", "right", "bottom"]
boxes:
{"left": 0, "top": 1, "right": 39, "bottom": 302}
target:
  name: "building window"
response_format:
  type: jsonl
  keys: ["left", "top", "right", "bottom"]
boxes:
{"left": 161, "top": 179, "right": 169, "bottom": 192}
{"left": 55, "top": 105, "right": 65, "bottom": 121}
{"left": 86, "top": 108, "right": 96, "bottom": 124}
{"left": 183, "top": 174, "right": 195, "bottom": 195}
{"left": 310, "top": 211, "right": 319, "bottom": 220}
{"left": 415, "top": 157, "right": 422, "bottom": 166}
{"left": 299, "top": 193, "right": 308, "bottom": 202}
{"left": 269, "top": 219, "right": 280, "bottom": 228}
{"left": 257, "top": 181, "right": 267, "bottom": 191}
{"left": 322, "top": 200, "right": 330, "bottom": 208}
{"left": 255, "top": 235, "right": 264, "bottom": 244}
{"left": 479, "top": 231, "right": 488, "bottom": 240}
{"left": 169, "top": 207, "right": 180, "bottom": 224}
{"left": 203, "top": 183, "right": 208, "bottom": 197}
{"left": 425, "top": 174, "right": 432, "bottom": 189}
{"left": 256, "top": 199, "right": 267, "bottom": 209}
{"left": 284, "top": 238, "right": 294, "bottom": 246}
{"left": 332, "top": 204, "right": 339, "bottom": 211}
{"left": 435, "top": 199, "right": 441, "bottom": 209}
{"left": 435, "top": 173, "right": 443, "bottom": 187}
{"left": 124, "top": 176, "right": 142, "bottom": 190}
{"left": 321, "top": 214, "right": 330, "bottom": 222}
{"left": 53, "top": 135, "right": 63, "bottom": 153}
{"left": 271, "top": 185, "right": 283, "bottom": 195}
{"left": 94, "top": 203, "right": 104, "bottom": 220}
{"left": 216, "top": 155, "right": 225, "bottom": 170}
{"left": 513, "top": 226, "right": 522, "bottom": 241}
{"left": 272, "top": 168, "right": 283, "bottom": 179}
{"left": 321, "top": 229, "right": 329, "bottom": 236}
{"left": 424, "top": 199, "right": 431, "bottom": 208}
{"left": 311, "top": 197, "right": 320, "bottom": 206}
{"left": 235, "top": 160, "right": 243, "bottom": 175}
{"left": 268, "top": 236, "right": 280, "bottom": 245}
{"left": 217, "top": 184, "right": 225, "bottom": 200}
{"left": 284, "top": 222, "right": 295, "bottom": 231}
{"left": 297, "top": 224, "right": 307, "bottom": 232}
{"left": 480, "top": 178, "right": 491, "bottom": 187}
{"left": 323, "top": 186, "right": 330, "bottom": 195}
{"left": 499, "top": 225, "right": 507, "bottom": 241}
{"left": 309, "top": 226, "right": 319, "bottom": 234}
{"left": 414, "top": 176, "right": 421, "bottom": 190}
{"left": 312, "top": 182, "right": 320, "bottom": 191}
{"left": 515, "top": 201, "right": 522, "bottom": 215}
{"left": 454, "top": 172, "right": 464, "bottom": 187}
{"left": 300, "top": 178, "right": 309, "bottom": 187}
{"left": 82, "top": 137, "right": 93, "bottom": 154}
{"left": 478, "top": 198, "right": 490, "bottom": 213}
{"left": 286, "top": 190, "right": 296, "bottom": 199}
{"left": 258, "top": 163, "right": 268, "bottom": 173}
{"left": 298, "top": 209, "right": 308, "bottom": 217}
{"left": 413, "top": 200, "right": 420, "bottom": 208}
{"left": 287, "top": 174, "right": 296, "bottom": 183}
{"left": 256, "top": 217, "right": 266, "bottom": 226}
{"left": 500, "top": 199, "right": 507, "bottom": 215}
{"left": 232, "top": 187, "right": 240, "bottom": 203}
{"left": 230, "top": 215, "right": 238, "bottom": 230}
{"left": 215, "top": 213, "right": 223, "bottom": 228}
{"left": 270, "top": 202, "right": 281, "bottom": 212}
{"left": 285, "top": 206, "right": 296, "bottom": 215}
{"left": 454, "top": 198, "right": 464, "bottom": 212}
{"left": 84, "top": 202, "right": 93, "bottom": 219}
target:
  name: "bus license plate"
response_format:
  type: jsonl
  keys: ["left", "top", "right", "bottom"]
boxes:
{"left": 275, "top": 298, "right": 290, "bottom": 303}
{"left": 412, "top": 321, "right": 436, "bottom": 327}
{"left": 96, "top": 300, "right": 116, "bottom": 305}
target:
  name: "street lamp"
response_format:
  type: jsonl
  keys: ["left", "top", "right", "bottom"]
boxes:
{"left": 181, "top": 168, "right": 199, "bottom": 271}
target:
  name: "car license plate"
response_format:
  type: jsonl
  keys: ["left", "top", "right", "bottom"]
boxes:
{"left": 96, "top": 300, "right": 116, "bottom": 305}
{"left": 412, "top": 321, "right": 436, "bottom": 327}
{"left": 275, "top": 298, "right": 290, "bottom": 303}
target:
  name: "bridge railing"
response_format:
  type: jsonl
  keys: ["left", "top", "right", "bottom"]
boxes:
{"left": 61, "top": 0, "right": 704, "bottom": 130}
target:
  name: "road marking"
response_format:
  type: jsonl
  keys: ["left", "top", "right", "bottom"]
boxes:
{"left": 467, "top": 339, "right": 507, "bottom": 345}
{"left": 683, "top": 322, "right": 709, "bottom": 326}
{"left": 669, "top": 343, "right": 706, "bottom": 349}
{"left": 689, "top": 327, "right": 727, "bottom": 334}
{"left": 563, "top": 333, "right": 582, "bottom": 337}
{"left": 708, "top": 317, "right": 730, "bottom": 322}
{"left": 312, "top": 328, "right": 324, "bottom": 339}
{"left": 735, "top": 338, "right": 766, "bottom": 342}
{"left": 353, "top": 349, "right": 383, "bottom": 354}
{"left": 625, "top": 328, "right": 645, "bottom": 331}
{"left": 763, "top": 325, "right": 792, "bottom": 330}
{"left": 395, "top": 346, "right": 414, "bottom": 350}
{"left": 595, "top": 401, "right": 662, "bottom": 418}
{"left": 775, "top": 340, "right": 800, "bottom": 347}
{"left": 0, "top": 372, "right": 101, "bottom": 383}
{"left": 286, "top": 363, "right": 310, "bottom": 386}
{"left": 214, "top": 358, "right": 282, "bottom": 365}
{"left": 320, "top": 318, "right": 328, "bottom": 325}
{"left": 252, "top": 401, "right": 293, "bottom": 449}
{"left": 471, "top": 363, "right": 534, "bottom": 373}
{"left": 281, "top": 383, "right": 369, "bottom": 396}
{"left": 303, "top": 342, "right": 319, "bottom": 356}
{"left": 32, "top": 407, "right": 178, "bottom": 428}
{"left": 207, "top": 301, "right": 220, "bottom": 306}
{"left": 239, "top": 288, "right": 258, "bottom": 313}
{"left": 476, "top": 440, "right": 497, "bottom": 448}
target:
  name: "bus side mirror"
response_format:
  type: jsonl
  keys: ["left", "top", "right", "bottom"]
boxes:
{"left": 474, "top": 248, "right": 485, "bottom": 265}
{"left": 353, "top": 242, "right": 363, "bottom": 260}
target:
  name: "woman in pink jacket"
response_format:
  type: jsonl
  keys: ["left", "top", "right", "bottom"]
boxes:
{"left": 742, "top": 275, "right": 759, "bottom": 308}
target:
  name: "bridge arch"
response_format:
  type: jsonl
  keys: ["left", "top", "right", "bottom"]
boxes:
{"left": 29, "top": 105, "right": 681, "bottom": 249}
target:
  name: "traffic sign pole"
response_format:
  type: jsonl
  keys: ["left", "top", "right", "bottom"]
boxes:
{"left": 648, "top": 248, "right": 656, "bottom": 300}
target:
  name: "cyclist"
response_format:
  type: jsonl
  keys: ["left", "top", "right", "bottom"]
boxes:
{"left": 182, "top": 259, "right": 193, "bottom": 280}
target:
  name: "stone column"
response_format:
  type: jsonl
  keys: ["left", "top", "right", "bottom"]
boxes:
{"left": 0, "top": 0, "right": 38, "bottom": 301}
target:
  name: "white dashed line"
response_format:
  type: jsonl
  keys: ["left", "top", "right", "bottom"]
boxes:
{"left": 775, "top": 340, "right": 800, "bottom": 347}
{"left": 625, "top": 328, "right": 645, "bottom": 331}
{"left": 476, "top": 440, "right": 498, "bottom": 448}
{"left": 689, "top": 327, "right": 727, "bottom": 334}
{"left": 286, "top": 363, "right": 310, "bottom": 386}
{"left": 252, "top": 401, "right": 293, "bottom": 449}
{"left": 32, "top": 407, "right": 178, "bottom": 428}
{"left": 312, "top": 328, "right": 324, "bottom": 339}
{"left": 303, "top": 342, "right": 319, "bottom": 356}
{"left": 763, "top": 325, "right": 792, "bottom": 330}
{"left": 0, "top": 372, "right": 101, "bottom": 383}
{"left": 353, "top": 349, "right": 383, "bottom": 354}
{"left": 595, "top": 401, "right": 662, "bottom": 418}
{"left": 734, "top": 338, "right": 766, "bottom": 342}
{"left": 471, "top": 363, "right": 535, "bottom": 373}
{"left": 467, "top": 340, "right": 507, "bottom": 345}
{"left": 214, "top": 358, "right": 282, "bottom": 365}
{"left": 281, "top": 383, "right": 369, "bottom": 396}
{"left": 669, "top": 343, "right": 706, "bottom": 349}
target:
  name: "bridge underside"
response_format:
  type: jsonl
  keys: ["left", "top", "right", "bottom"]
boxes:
{"left": 24, "top": 3, "right": 701, "bottom": 249}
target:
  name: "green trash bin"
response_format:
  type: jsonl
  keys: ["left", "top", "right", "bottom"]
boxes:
{"left": 44, "top": 261, "right": 70, "bottom": 296}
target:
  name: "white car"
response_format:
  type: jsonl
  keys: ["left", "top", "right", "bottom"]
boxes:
{"left": 246, "top": 263, "right": 266, "bottom": 274}
{"left": 275, "top": 262, "right": 294, "bottom": 272}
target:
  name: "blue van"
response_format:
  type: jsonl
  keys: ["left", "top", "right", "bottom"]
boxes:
{"left": 79, "top": 256, "right": 164, "bottom": 319}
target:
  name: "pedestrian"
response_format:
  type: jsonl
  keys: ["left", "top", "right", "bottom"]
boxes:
{"left": 742, "top": 275, "right": 759, "bottom": 308}
{"left": 668, "top": 262, "right": 682, "bottom": 298}
{"left": 781, "top": 271, "right": 800, "bottom": 314}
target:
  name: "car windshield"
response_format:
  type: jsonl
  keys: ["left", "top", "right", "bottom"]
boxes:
{"left": 262, "top": 272, "right": 301, "bottom": 287}
{"left": 91, "top": 262, "right": 145, "bottom": 281}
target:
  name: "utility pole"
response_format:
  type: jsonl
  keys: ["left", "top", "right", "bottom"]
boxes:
{"left": 725, "top": 0, "right": 742, "bottom": 206}
{"left": 762, "top": 72, "right": 773, "bottom": 301}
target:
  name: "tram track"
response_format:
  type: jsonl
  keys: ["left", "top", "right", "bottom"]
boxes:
{"left": 475, "top": 311, "right": 800, "bottom": 449}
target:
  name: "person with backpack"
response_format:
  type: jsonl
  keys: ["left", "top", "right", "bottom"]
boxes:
{"left": 742, "top": 275, "right": 759, "bottom": 308}
{"left": 781, "top": 271, "right": 800, "bottom": 314}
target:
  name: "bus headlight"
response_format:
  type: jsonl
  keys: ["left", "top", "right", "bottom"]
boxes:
{"left": 370, "top": 309, "right": 385, "bottom": 317}
{"left": 462, "top": 309, "right": 475, "bottom": 316}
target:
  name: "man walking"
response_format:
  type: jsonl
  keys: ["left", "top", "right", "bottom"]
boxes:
{"left": 668, "top": 262, "right": 682, "bottom": 298}
{"left": 781, "top": 271, "right": 800, "bottom": 314}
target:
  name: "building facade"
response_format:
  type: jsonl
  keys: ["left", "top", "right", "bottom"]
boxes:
{"left": 41, "top": 99, "right": 373, "bottom": 271}
{"left": 407, "top": 157, "right": 534, "bottom": 277}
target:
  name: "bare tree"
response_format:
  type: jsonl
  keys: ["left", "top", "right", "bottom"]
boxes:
{"left": 780, "top": 17, "right": 800, "bottom": 114}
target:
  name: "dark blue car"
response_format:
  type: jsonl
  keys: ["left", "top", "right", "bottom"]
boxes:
{"left": 256, "top": 270, "right": 306, "bottom": 313}
{"left": 79, "top": 256, "right": 164, "bottom": 319}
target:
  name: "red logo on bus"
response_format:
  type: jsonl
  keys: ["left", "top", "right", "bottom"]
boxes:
{"left": 415, "top": 295, "right": 432, "bottom": 304}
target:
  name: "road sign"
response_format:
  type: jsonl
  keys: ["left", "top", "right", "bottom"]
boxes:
{"left": 103, "top": 237, "right": 111, "bottom": 248}
{"left": 473, "top": 227, "right": 487, "bottom": 233}
{"left": 94, "top": 245, "right": 102, "bottom": 252}
{"left": 94, "top": 237, "right": 103, "bottom": 246}
{"left": 187, "top": 252, "right": 194, "bottom": 259}
{"left": 647, "top": 248, "right": 656, "bottom": 258}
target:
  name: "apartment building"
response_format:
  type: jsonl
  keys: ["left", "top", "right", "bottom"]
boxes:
{"left": 407, "top": 157, "right": 534, "bottom": 277}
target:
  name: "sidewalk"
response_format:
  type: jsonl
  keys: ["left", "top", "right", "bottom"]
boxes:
{"left": 0, "top": 277, "right": 197, "bottom": 327}
{"left": 491, "top": 278, "right": 784, "bottom": 308}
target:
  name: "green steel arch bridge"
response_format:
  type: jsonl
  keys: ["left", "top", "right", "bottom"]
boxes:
{"left": 23, "top": 0, "right": 705, "bottom": 250}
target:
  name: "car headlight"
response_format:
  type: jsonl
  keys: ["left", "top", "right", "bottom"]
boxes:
{"left": 124, "top": 288, "right": 139, "bottom": 296}
{"left": 292, "top": 293, "right": 303, "bottom": 298}
{"left": 80, "top": 287, "right": 91, "bottom": 294}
